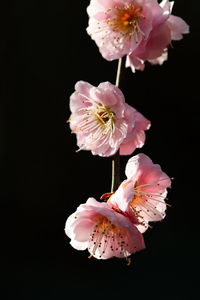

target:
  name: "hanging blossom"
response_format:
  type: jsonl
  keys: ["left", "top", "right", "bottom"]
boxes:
{"left": 86, "top": 0, "right": 189, "bottom": 70}
{"left": 108, "top": 153, "right": 171, "bottom": 233}
{"left": 69, "top": 81, "right": 150, "bottom": 157}
{"left": 126, "top": 0, "right": 189, "bottom": 71}
{"left": 65, "top": 197, "right": 145, "bottom": 260}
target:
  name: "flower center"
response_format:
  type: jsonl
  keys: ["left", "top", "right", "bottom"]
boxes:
{"left": 130, "top": 182, "right": 141, "bottom": 205}
{"left": 89, "top": 215, "right": 129, "bottom": 258}
{"left": 70, "top": 92, "right": 118, "bottom": 152}
{"left": 129, "top": 179, "right": 170, "bottom": 226}
{"left": 94, "top": 104, "right": 116, "bottom": 129}
{"left": 93, "top": 216, "right": 121, "bottom": 234}
{"left": 131, "top": 195, "right": 141, "bottom": 206}
{"left": 107, "top": 4, "right": 144, "bottom": 34}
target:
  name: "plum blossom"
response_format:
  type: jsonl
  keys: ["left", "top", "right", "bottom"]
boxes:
{"left": 126, "top": 0, "right": 189, "bottom": 71}
{"left": 108, "top": 153, "right": 171, "bottom": 232}
{"left": 86, "top": 0, "right": 189, "bottom": 70}
{"left": 87, "top": 0, "right": 163, "bottom": 60}
{"left": 65, "top": 197, "right": 145, "bottom": 259}
{"left": 69, "top": 81, "right": 150, "bottom": 157}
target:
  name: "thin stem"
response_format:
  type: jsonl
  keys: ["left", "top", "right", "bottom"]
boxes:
{"left": 111, "top": 151, "right": 121, "bottom": 192}
{"left": 115, "top": 57, "right": 123, "bottom": 87}
{"left": 111, "top": 56, "right": 126, "bottom": 193}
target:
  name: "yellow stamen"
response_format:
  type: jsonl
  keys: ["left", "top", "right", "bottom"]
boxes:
{"left": 126, "top": 257, "right": 132, "bottom": 266}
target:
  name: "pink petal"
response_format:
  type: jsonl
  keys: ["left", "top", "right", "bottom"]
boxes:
{"left": 73, "top": 220, "right": 95, "bottom": 242}
{"left": 120, "top": 130, "right": 145, "bottom": 155}
{"left": 125, "top": 153, "right": 153, "bottom": 179}
{"left": 70, "top": 240, "right": 88, "bottom": 251}
{"left": 167, "top": 15, "right": 189, "bottom": 40}
{"left": 139, "top": 165, "right": 171, "bottom": 191}
{"left": 109, "top": 179, "right": 135, "bottom": 211}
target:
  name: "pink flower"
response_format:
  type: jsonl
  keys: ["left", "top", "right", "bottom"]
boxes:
{"left": 65, "top": 197, "right": 145, "bottom": 259}
{"left": 86, "top": 0, "right": 189, "bottom": 69}
{"left": 126, "top": 0, "right": 189, "bottom": 71}
{"left": 108, "top": 153, "right": 171, "bottom": 232}
{"left": 69, "top": 81, "right": 150, "bottom": 157}
{"left": 87, "top": 0, "right": 164, "bottom": 61}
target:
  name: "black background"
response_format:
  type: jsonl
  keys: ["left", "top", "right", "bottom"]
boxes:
{"left": 1, "top": 0, "right": 199, "bottom": 299}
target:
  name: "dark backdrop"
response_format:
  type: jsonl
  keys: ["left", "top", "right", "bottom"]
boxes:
{"left": 1, "top": 1, "right": 199, "bottom": 299}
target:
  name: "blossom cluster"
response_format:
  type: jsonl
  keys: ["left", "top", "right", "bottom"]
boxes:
{"left": 66, "top": 78, "right": 171, "bottom": 261}
{"left": 65, "top": 153, "right": 171, "bottom": 260}
{"left": 65, "top": 0, "right": 189, "bottom": 263}
{"left": 87, "top": 0, "right": 189, "bottom": 71}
